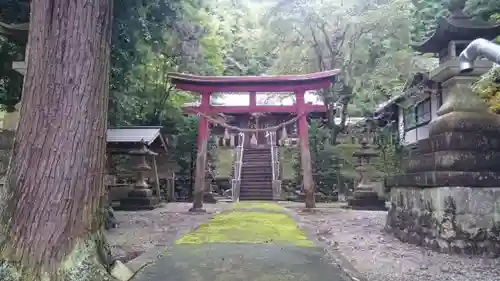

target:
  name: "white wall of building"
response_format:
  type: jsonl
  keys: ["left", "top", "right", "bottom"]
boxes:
{"left": 396, "top": 91, "right": 444, "bottom": 145}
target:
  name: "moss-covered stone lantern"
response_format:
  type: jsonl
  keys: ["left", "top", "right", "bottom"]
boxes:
{"left": 385, "top": 0, "right": 500, "bottom": 257}
{"left": 348, "top": 119, "right": 386, "bottom": 210}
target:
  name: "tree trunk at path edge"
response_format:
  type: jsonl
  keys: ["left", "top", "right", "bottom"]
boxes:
{"left": 0, "top": 1, "right": 115, "bottom": 281}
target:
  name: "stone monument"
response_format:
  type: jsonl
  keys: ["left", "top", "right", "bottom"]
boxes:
{"left": 347, "top": 120, "right": 386, "bottom": 210}
{"left": 385, "top": 1, "right": 500, "bottom": 257}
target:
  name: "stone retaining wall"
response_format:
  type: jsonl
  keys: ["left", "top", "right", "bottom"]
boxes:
{"left": 386, "top": 186, "right": 500, "bottom": 257}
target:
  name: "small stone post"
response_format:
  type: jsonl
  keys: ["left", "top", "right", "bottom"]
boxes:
{"left": 229, "top": 133, "right": 235, "bottom": 147}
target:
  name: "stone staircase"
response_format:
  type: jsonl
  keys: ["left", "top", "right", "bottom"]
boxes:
{"left": 239, "top": 146, "right": 274, "bottom": 201}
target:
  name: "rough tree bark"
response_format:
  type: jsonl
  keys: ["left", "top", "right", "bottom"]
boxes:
{"left": 0, "top": 1, "right": 116, "bottom": 281}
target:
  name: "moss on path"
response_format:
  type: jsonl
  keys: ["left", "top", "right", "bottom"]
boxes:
{"left": 175, "top": 202, "right": 313, "bottom": 246}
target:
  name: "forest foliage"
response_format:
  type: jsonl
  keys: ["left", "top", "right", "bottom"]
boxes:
{"left": 0, "top": 0, "right": 500, "bottom": 193}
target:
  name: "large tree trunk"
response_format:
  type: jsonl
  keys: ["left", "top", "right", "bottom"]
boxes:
{"left": 0, "top": 1, "right": 116, "bottom": 280}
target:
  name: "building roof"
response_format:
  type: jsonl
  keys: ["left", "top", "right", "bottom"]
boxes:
{"left": 413, "top": 9, "right": 500, "bottom": 53}
{"left": 0, "top": 22, "right": 29, "bottom": 44}
{"left": 373, "top": 94, "right": 405, "bottom": 114}
{"left": 373, "top": 72, "right": 433, "bottom": 115}
{"left": 107, "top": 126, "right": 164, "bottom": 146}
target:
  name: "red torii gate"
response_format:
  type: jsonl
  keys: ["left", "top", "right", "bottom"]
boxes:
{"left": 168, "top": 70, "right": 340, "bottom": 210}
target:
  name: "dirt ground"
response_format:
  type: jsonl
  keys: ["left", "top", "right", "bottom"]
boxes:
{"left": 105, "top": 202, "right": 230, "bottom": 262}
{"left": 106, "top": 201, "right": 500, "bottom": 281}
{"left": 282, "top": 202, "right": 500, "bottom": 281}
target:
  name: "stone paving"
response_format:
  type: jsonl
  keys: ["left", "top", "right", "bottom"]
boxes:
{"left": 132, "top": 202, "right": 350, "bottom": 281}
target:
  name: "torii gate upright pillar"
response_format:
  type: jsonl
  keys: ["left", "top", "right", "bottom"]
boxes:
{"left": 190, "top": 92, "right": 211, "bottom": 212}
{"left": 296, "top": 90, "right": 315, "bottom": 208}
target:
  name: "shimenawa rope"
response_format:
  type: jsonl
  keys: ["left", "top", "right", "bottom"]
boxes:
{"left": 189, "top": 108, "right": 304, "bottom": 133}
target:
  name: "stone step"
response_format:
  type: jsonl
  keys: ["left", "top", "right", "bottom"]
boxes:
{"left": 243, "top": 158, "right": 272, "bottom": 162}
{"left": 241, "top": 176, "right": 273, "bottom": 180}
{"left": 240, "top": 192, "right": 273, "bottom": 197}
{"left": 242, "top": 166, "right": 272, "bottom": 170}
{"left": 242, "top": 158, "right": 270, "bottom": 161}
{"left": 243, "top": 152, "right": 271, "bottom": 156}
{"left": 239, "top": 191, "right": 273, "bottom": 196}
{"left": 243, "top": 156, "right": 272, "bottom": 161}
{"left": 242, "top": 164, "right": 272, "bottom": 167}
{"left": 239, "top": 191, "right": 273, "bottom": 195}
{"left": 242, "top": 161, "right": 271, "bottom": 164}
{"left": 239, "top": 197, "right": 274, "bottom": 201}
{"left": 242, "top": 172, "right": 272, "bottom": 175}
{"left": 241, "top": 168, "right": 272, "bottom": 171}
{"left": 242, "top": 165, "right": 271, "bottom": 168}
{"left": 240, "top": 182, "right": 272, "bottom": 186}
{"left": 240, "top": 187, "right": 273, "bottom": 192}
{"left": 241, "top": 176, "right": 272, "bottom": 180}
{"left": 244, "top": 147, "right": 272, "bottom": 151}
{"left": 241, "top": 186, "right": 273, "bottom": 190}
{"left": 239, "top": 191, "right": 273, "bottom": 197}
{"left": 240, "top": 184, "right": 272, "bottom": 189}
{"left": 241, "top": 170, "right": 273, "bottom": 176}
{"left": 241, "top": 174, "right": 273, "bottom": 178}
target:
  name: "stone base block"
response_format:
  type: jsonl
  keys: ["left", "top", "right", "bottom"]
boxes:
{"left": 347, "top": 192, "right": 386, "bottom": 210}
{"left": 203, "top": 192, "right": 218, "bottom": 203}
{"left": 128, "top": 188, "right": 153, "bottom": 198}
{"left": 386, "top": 186, "right": 500, "bottom": 258}
{"left": 118, "top": 196, "right": 160, "bottom": 211}
{"left": 387, "top": 171, "right": 500, "bottom": 188}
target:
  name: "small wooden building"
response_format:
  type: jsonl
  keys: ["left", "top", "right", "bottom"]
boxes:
{"left": 105, "top": 126, "right": 170, "bottom": 209}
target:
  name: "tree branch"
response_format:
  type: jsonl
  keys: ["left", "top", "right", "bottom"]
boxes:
{"left": 317, "top": 22, "right": 338, "bottom": 70}
{"left": 307, "top": 24, "right": 326, "bottom": 71}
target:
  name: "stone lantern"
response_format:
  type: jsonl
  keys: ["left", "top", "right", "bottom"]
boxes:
{"left": 385, "top": 0, "right": 500, "bottom": 257}
{"left": 347, "top": 120, "right": 386, "bottom": 210}
{"left": 119, "top": 142, "right": 160, "bottom": 210}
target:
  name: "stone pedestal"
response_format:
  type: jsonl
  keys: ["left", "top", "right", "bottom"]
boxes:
{"left": 386, "top": 74, "right": 500, "bottom": 257}
{"left": 120, "top": 188, "right": 159, "bottom": 210}
{"left": 347, "top": 185, "right": 386, "bottom": 210}
{"left": 203, "top": 181, "right": 218, "bottom": 204}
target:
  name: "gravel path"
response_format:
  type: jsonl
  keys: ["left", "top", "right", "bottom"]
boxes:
{"left": 283, "top": 202, "right": 500, "bottom": 281}
{"left": 105, "top": 202, "right": 230, "bottom": 262}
